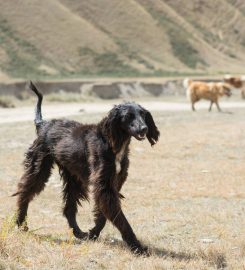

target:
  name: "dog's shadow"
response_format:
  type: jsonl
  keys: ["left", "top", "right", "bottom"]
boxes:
{"left": 222, "top": 111, "right": 233, "bottom": 114}
{"left": 149, "top": 246, "right": 194, "bottom": 261}
{"left": 102, "top": 237, "right": 194, "bottom": 260}
{"left": 31, "top": 232, "right": 193, "bottom": 261}
{"left": 29, "top": 232, "right": 82, "bottom": 245}
{"left": 105, "top": 238, "right": 227, "bottom": 268}
{"left": 30, "top": 233, "right": 227, "bottom": 268}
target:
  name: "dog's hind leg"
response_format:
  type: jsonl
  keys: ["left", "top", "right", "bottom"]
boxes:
{"left": 61, "top": 169, "right": 88, "bottom": 239}
{"left": 209, "top": 101, "right": 213, "bottom": 112}
{"left": 14, "top": 143, "right": 54, "bottom": 230}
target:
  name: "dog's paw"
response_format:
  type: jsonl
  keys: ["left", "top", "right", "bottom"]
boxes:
{"left": 73, "top": 229, "right": 89, "bottom": 240}
{"left": 130, "top": 243, "right": 149, "bottom": 256}
{"left": 18, "top": 222, "right": 29, "bottom": 232}
{"left": 88, "top": 232, "right": 99, "bottom": 241}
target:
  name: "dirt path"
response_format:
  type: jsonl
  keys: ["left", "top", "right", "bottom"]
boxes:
{"left": 1, "top": 101, "right": 245, "bottom": 124}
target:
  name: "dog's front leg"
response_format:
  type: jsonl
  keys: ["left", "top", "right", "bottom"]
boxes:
{"left": 93, "top": 171, "right": 147, "bottom": 254}
{"left": 88, "top": 207, "right": 106, "bottom": 240}
{"left": 88, "top": 171, "right": 127, "bottom": 240}
{"left": 191, "top": 102, "right": 196, "bottom": 111}
{"left": 215, "top": 101, "right": 222, "bottom": 112}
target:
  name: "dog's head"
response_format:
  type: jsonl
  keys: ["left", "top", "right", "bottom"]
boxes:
{"left": 217, "top": 83, "right": 232, "bottom": 97}
{"left": 105, "top": 102, "right": 160, "bottom": 147}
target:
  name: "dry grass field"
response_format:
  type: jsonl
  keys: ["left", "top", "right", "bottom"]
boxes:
{"left": 0, "top": 106, "right": 245, "bottom": 269}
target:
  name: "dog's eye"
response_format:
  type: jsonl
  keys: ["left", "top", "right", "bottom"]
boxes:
{"left": 127, "top": 113, "right": 135, "bottom": 120}
{"left": 139, "top": 111, "right": 145, "bottom": 118}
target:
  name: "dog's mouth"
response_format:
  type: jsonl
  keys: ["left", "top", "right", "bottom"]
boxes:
{"left": 134, "top": 133, "right": 146, "bottom": 141}
{"left": 128, "top": 126, "right": 147, "bottom": 141}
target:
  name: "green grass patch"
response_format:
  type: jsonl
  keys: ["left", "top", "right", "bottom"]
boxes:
{"left": 0, "top": 17, "right": 58, "bottom": 79}
{"left": 78, "top": 47, "right": 140, "bottom": 77}
{"left": 145, "top": 8, "right": 207, "bottom": 69}
{"left": 114, "top": 39, "right": 155, "bottom": 70}
{"left": 0, "top": 16, "right": 206, "bottom": 79}
{"left": 168, "top": 28, "right": 207, "bottom": 69}
{"left": 78, "top": 46, "right": 207, "bottom": 77}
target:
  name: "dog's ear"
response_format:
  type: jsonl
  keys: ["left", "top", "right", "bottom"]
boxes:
{"left": 105, "top": 106, "right": 120, "bottom": 136}
{"left": 145, "top": 110, "right": 160, "bottom": 146}
{"left": 103, "top": 105, "right": 123, "bottom": 150}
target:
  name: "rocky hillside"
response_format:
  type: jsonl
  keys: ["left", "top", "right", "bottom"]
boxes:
{"left": 0, "top": 0, "right": 245, "bottom": 79}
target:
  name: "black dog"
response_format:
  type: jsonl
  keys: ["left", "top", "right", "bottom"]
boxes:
{"left": 14, "top": 82, "right": 160, "bottom": 254}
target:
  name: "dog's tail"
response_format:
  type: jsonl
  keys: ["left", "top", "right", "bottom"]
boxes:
{"left": 183, "top": 78, "right": 193, "bottom": 100}
{"left": 29, "top": 81, "right": 43, "bottom": 132}
{"left": 183, "top": 78, "right": 192, "bottom": 89}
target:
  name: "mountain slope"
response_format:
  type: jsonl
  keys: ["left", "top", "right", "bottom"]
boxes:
{"left": 0, "top": 0, "right": 244, "bottom": 79}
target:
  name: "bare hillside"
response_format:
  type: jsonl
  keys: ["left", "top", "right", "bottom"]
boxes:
{"left": 0, "top": 0, "right": 244, "bottom": 79}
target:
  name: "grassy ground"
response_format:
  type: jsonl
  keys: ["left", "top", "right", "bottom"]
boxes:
{"left": 0, "top": 108, "right": 245, "bottom": 269}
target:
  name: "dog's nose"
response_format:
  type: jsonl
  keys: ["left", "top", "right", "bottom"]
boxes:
{"left": 140, "top": 126, "right": 148, "bottom": 134}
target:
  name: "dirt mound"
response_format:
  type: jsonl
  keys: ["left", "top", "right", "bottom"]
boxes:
{"left": 0, "top": 79, "right": 186, "bottom": 99}
{"left": 0, "top": 0, "right": 245, "bottom": 78}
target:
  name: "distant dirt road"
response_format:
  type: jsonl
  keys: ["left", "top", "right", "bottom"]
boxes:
{"left": 1, "top": 101, "right": 245, "bottom": 124}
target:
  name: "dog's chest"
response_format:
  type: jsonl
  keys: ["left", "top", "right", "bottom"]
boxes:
{"left": 115, "top": 144, "right": 127, "bottom": 174}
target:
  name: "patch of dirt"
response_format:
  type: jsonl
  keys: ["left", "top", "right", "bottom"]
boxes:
{"left": 1, "top": 100, "right": 245, "bottom": 124}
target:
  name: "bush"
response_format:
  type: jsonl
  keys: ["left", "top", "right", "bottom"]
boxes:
{"left": 0, "top": 96, "right": 15, "bottom": 108}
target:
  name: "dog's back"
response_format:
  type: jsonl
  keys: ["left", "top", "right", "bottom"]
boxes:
{"left": 183, "top": 79, "right": 211, "bottom": 100}
{"left": 186, "top": 80, "right": 224, "bottom": 101}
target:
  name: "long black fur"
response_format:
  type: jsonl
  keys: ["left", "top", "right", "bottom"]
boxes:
{"left": 14, "top": 81, "right": 160, "bottom": 255}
